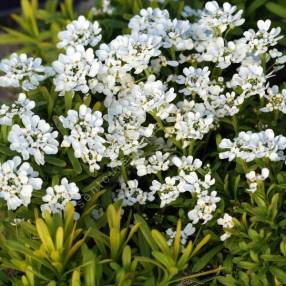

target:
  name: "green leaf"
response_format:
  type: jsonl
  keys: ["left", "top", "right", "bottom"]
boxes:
{"left": 81, "top": 244, "right": 96, "bottom": 286}
{"left": 134, "top": 214, "right": 158, "bottom": 251}
{"left": 45, "top": 156, "right": 67, "bottom": 167}
{"left": 266, "top": 2, "right": 286, "bottom": 18}
{"left": 0, "top": 143, "right": 17, "bottom": 156}
{"left": 192, "top": 245, "right": 223, "bottom": 273}
{"left": 270, "top": 267, "right": 286, "bottom": 283}
{"left": 71, "top": 270, "right": 81, "bottom": 286}
{"left": 247, "top": 0, "right": 268, "bottom": 15}
{"left": 67, "top": 149, "right": 82, "bottom": 174}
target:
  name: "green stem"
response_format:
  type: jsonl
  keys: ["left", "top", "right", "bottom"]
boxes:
{"left": 232, "top": 115, "right": 239, "bottom": 135}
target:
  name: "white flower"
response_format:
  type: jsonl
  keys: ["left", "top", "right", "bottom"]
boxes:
{"left": 0, "top": 93, "right": 35, "bottom": 126}
{"left": 41, "top": 178, "right": 81, "bottom": 218}
{"left": 131, "top": 151, "right": 170, "bottom": 176}
{"left": 60, "top": 104, "right": 106, "bottom": 172}
{"left": 201, "top": 1, "right": 244, "bottom": 34}
{"left": 134, "top": 75, "right": 176, "bottom": 113}
{"left": 188, "top": 191, "right": 221, "bottom": 224}
{"left": 129, "top": 8, "right": 172, "bottom": 40}
{"left": 172, "top": 156, "right": 202, "bottom": 174}
{"left": 260, "top": 86, "right": 286, "bottom": 113}
{"left": 112, "top": 34, "right": 162, "bottom": 74}
{"left": 166, "top": 223, "right": 195, "bottom": 248}
{"left": 0, "top": 53, "right": 52, "bottom": 91}
{"left": 177, "top": 67, "right": 210, "bottom": 97}
{"left": 219, "top": 129, "right": 286, "bottom": 162}
{"left": 245, "top": 168, "right": 269, "bottom": 193}
{"left": 204, "top": 91, "right": 245, "bottom": 118}
{"left": 217, "top": 213, "right": 234, "bottom": 228}
{"left": 57, "top": 16, "right": 102, "bottom": 49}
{"left": 165, "top": 19, "right": 193, "bottom": 51}
{"left": 231, "top": 64, "right": 267, "bottom": 97}
{"left": 8, "top": 115, "right": 59, "bottom": 165}
{"left": 116, "top": 179, "right": 156, "bottom": 206}
{"left": 150, "top": 177, "right": 181, "bottom": 208}
{"left": 217, "top": 213, "right": 234, "bottom": 241}
{"left": 0, "top": 156, "right": 42, "bottom": 210}
{"left": 52, "top": 45, "right": 101, "bottom": 95}
{"left": 169, "top": 100, "right": 214, "bottom": 146}
{"left": 244, "top": 19, "right": 283, "bottom": 55}
{"left": 104, "top": 98, "right": 154, "bottom": 161}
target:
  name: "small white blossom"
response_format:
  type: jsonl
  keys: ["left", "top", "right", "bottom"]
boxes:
{"left": 131, "top": 151, "right": 170, "bottom": 176}
{"left": 260, "top": 86, "right": 286, "bottom": 113}
{"left": 201, "top": 1, "right": 245, "bottom": 34}
{"left": 245, "top": 168, "right": 269, "bottom": 193}
{"left": 116, "top": 179, "right": 156, "bottom": 206}
{"left": 177, "top": 67, "right": 210, "bottom": 97}
{"left": 217, "top": 213, "right": 234, "bottom": 241}
{"left": 169, "top": 100, "right": 214, "bottom": 146}
{"left": 244, "top": 20, "right": 283, "bottom": 55}
{"left": 231, "top": 64, "right": 267, "bottom": 97}
{"left": 166, "top": 223, "right": 195, "bottom": 249}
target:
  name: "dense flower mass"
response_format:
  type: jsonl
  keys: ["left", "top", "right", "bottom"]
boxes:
{"left": 0, "top": 3, "right": 286, "bottom": 275}
{"left": 219, "top": 129, "right": 286, "bottom": 162}
{"left": 0, "top": 157, "right": 42, "bottom": 210}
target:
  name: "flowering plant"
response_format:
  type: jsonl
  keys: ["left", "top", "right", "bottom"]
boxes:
{"left": 1, "top": 0, "right": 286, "bottom": 285}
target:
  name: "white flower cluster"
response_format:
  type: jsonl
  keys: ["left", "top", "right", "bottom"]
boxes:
{"left": 53, "top": 45, "right": 101, "bottom": 96}
{"left": 8, "top": 115, "right": 59, "bottom": 165}
{"left": 188, "top": 191, "right": 221, "bottom": 225}
{"left": 60, "top": 104, "right": 106, "bottom": 172}
{"left": 116, "top": 179, "right": 156, "bottom": 206}
{"left": 131, "top": 151, "right": 170, "bottom": 176}
{"left": 260, "top": 86, "right": 286, "bottom": 113}
{"left": 166, "top": 223, "right": 195, "bottom": 249}
{"left": 57, "top": 16, "right": 102, "bottom": 49}
{"left": 150, "top": 155, "right": 218, "bottom": 224}
{"left": 219, "top": 129, "right": 286, "bottom": 162}
{"left": 0, "top": 93, "right": 35, "bottom": 126}
{"left": 128, "top": 8, "right": 193, "bottom": 51}
{"left": 0, "top": 53, "right": 52, "bottom": 91}
{"left": 41, "top": 178, "right": 81, "bottom": 218}
{"left": 170, "top": 100, "right": 215, "bottom": 146}
{"left": 245, "top": 168, "right": 269, "bottom": 193}
{"left": 217, "top": 213, "right": 234, "bottom": 241}
{"left": 0, "top": 157, "right": 42, "bottom": 210}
